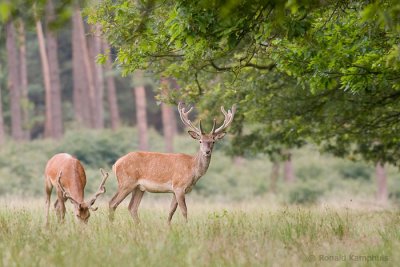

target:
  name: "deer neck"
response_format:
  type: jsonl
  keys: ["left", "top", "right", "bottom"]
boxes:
{"left": 69, "top": 180, "right": 85, "bottom": 203}
{"left": 193, "top": 151, "right": 212, "bottom": 180}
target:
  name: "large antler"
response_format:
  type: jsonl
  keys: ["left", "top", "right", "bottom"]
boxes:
{"left": 213, "top": 104, "right": 237, "bottom": 134}
{"left": 178, "top": 102, "right": 203, "bottom": 134}
{"left": 57, "top": 171, "right": 80, "bottom": 206}
{"left": 88, "top": 169, "right": 109, "bottom": 210}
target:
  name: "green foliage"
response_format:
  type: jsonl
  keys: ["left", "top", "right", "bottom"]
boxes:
{"left": 57, "top": 128, "right": 139, "bottom": 168}
{"left": 0, "top": 2, "right": 12, "bottom": 22}
{"left": 296, "top": 165, "right": 323, "bottom": 181}
{"left": 2, "top": 132, "right": 398, "bottom": 213}
{"left": 338, "top": 162, "right": 372, "bottom": 181}
{"left": 0, "top": 0, "right": 74, "bottom": 27}
{"left": 288, "top": 180, "right": 325, "bottom": 204}
{"left": 0, "top": 127, "right": 392, "bottom": 203}
{"left": 0, "top": 128, "right": 141, "bottom": 196}
{"left": 90, "top": 0, "right": 400, "bottom": 166}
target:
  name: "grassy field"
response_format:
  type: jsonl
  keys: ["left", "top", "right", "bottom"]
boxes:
{"left": 0, "top": 198, "right": 398, "bottom": 267}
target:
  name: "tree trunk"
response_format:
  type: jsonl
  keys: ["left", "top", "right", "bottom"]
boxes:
{"left": 376, "top": 161, "right": 388, "bottom": 203}
{"left": 17, "top": 20, "right": 29, "bottom": 140}
{"left": 270, "top": 161, "right": 280, "bottom": 193}
{"left": 160, "top": 77, "right": 176, "bottom": 153}
{"left": 168, "top": 78, "right": 179, "bottom": 135}
{"left": 0, "top": 85, "right": 5, "bottom": 144}
{"left": 73, "top": 6, "right": 96, "bottom": 128}
{"left": 46, "top": 0, "right": 63, "bottom": 139}
{"left": 133, "top": 71, "right": 148, "bottom": 151}
{"left": 36, "top": 19, "right": 54, "bottom": 138}
{"left": 283, "top": 151, "right": 296, "bottom": 183}
{"left": 6, "top": 21, "right": 24, "bottom": 140}
{"left": 72, "top": 6, "right": 89, "bottom": 125}
{"left": 89, "top": 23, "right": 104, "bottom": 129}
{"left": 103, "top": 41, "right": 121, "bottom": 130}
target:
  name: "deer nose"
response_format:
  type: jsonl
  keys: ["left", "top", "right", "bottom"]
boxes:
{"left": 205, "top": 150, "right": 211, "bottom": 155}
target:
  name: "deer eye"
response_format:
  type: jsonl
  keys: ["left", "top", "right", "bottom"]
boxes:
{"left": 199, "top": 141, "right": 202, "bottom": 143}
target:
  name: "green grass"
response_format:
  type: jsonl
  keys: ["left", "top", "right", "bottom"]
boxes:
{"left": 1, "top": 128, "right": 400, "bottom": 265}
{"left": 0, "top": 199, "right": 399, "bottom": 267}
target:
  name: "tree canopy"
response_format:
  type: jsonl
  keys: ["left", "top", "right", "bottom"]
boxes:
{"left": 90, "top": 0, "right": 400, "bottom": 164}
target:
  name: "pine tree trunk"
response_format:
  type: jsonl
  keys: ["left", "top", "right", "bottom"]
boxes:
{"left": 168, "top": 78, "right": 179, "bottom": 135}
{"left": 376, "top": 161, "right": 388, "bottom": 203}
{"left": 36, "top": 19, "right": 53, "bottom": 138}
{"left": 103, "top": 41, "right": 120, "bottom": 130}
{"left": 72, "top": 7, "right": 89, "bottom": 125}
{"left": 73, "top": 6, "right": 96, "bottom": 128}
{"left": 17, "top": 20, "right": 29, "bottom": 140}
{"left": 133, "top": 71, "right": 148, "bottom": 150}
{"left": 270, "top": 161, "right": 280, "bottom": 193}
{"left": 0, "top": 85, "right": 5, "bottom": 144}
{"left": 89, "top": 23, "right": 104, "bottom": 129}
{"left": 46, "top": 0, "right": 63, "bottom": 139}
{"left": 283, "top": 151, "right": 296, "bottom": 183}
{"left": 6, "top": 21, "right": 24, "bottom": 140}
{"left": 160, "top": 77, "right": 176, "bottom": 153}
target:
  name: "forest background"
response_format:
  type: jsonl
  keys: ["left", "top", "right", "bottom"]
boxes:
{"left": 0, "top": 0, "right": 399, "bottom": 207}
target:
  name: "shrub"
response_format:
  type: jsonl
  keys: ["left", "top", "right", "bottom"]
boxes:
{"left": 287, "top": 180, "right": 325, "bottom": 204}
{"left": 338, "top": 162, "right": 372, "bottom": 181}
{"left": 296, "top": 165, "right": 323, "bottom": 181}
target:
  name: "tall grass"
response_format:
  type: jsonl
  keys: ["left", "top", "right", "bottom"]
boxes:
{"left": 0, "top": 200, "right": 398, "bottom": 266}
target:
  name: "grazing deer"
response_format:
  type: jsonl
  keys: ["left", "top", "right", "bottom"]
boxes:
{"left": 109, "top": 102, "right": 236, "bottom": 223}
{"left": 44, "top": 153, "right": 109, "bottom": 224}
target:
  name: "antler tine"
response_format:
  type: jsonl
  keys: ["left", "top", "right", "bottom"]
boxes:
{"left": 178, "top": 102, "right": 201, "bottom": 134}
{"left": 199, "top": 120, "right": 204, "bottom": 134}
{"left": 210, "top": 118, "right": 217, "bottom": 134}
{"left": 88, "top": 168, "right": 109, "bottom": 208}
{"left": 214, "top": 104, "right": 237, "bottom": 134}
{"left": 57, "top": 171, "right": 80, "bottom": 205}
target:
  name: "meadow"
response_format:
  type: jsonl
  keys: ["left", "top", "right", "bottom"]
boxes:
{"left": 1, "top": 128, "right": 400, "bottom": 266}
{"left": 0, "top": 199, "right": 398, "bottom": 267}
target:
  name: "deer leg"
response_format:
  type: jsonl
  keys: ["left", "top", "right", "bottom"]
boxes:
{"left": 55, "top": 190, "right": 66, "bottom": 222}
{"left": 174, "top": 190, "right": 188, "bottom": 222}
{"left": 128, "top": 188, "right": 145, "bottom": 223}
{"left": 44, "top": 180, "right": 52, "bottom": 225}
{"left": 127, "top": 191, "right": 135, "bottom": 210}
{"left": 55, "top": 199, "right": 66, "bottom": 222}
{"left": 109, "top": 188, "right": 132, "bottom": 221}
{"left": 167, "top": 194, "right": 178, "bottom": 225}
{"left": 60, "top": 200, "right": 66, "bottom": 221}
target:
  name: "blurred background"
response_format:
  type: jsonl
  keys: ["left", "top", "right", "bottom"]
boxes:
{"left": 0, "top": 0, "right": 399, "bottom": 206}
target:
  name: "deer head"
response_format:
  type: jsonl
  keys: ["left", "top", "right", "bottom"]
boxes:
{"left": 57, "top": 169, "right": 108, "bottom": 223}
{"left": 178, "top": 102, "right": 236, "bottom": 157}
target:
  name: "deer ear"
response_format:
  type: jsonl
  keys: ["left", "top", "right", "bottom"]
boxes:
{"left": 214, "top": 132, "right": 226, "bottom": 140}
{"left": 188, "top": 130, "right": 201, "bottom": 140}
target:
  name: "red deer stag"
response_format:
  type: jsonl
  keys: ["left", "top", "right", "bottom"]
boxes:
{"left": 44, "top": 153, "right": 108, "bottom": 224}
{"left": 109, "top": 102, "right": 236, "bottom": 223}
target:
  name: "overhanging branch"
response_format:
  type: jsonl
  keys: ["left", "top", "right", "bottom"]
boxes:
{"left": 210, "top": 60, "right": 276, "bottom": 71}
